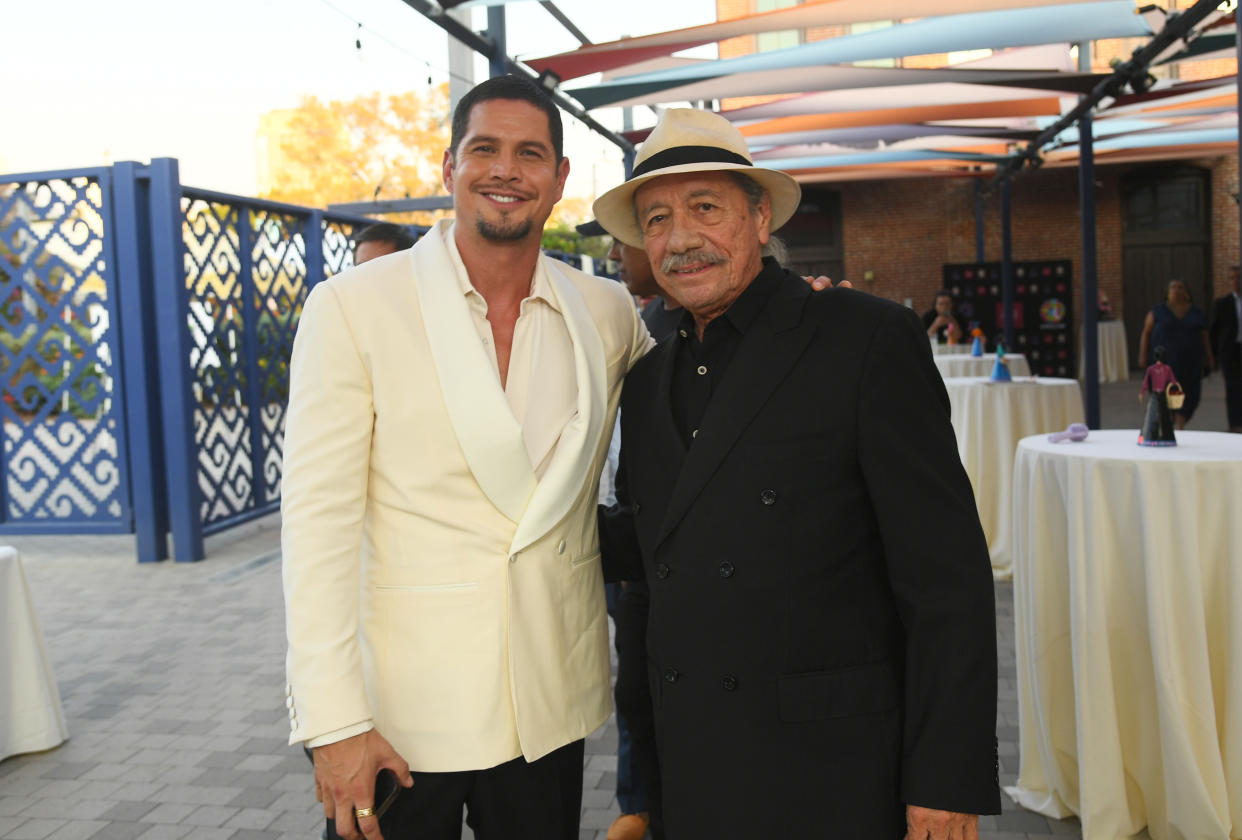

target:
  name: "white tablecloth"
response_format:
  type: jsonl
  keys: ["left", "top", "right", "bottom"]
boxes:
{"left": 942, "top": 377, "right": 1084, "bottom": 579}
{"left": 1078, "top": 319, "right": 1129, "bottom": 382}
{"left": 931, "top": 342, "right": 972, "bottom": 355}
{"left": 934, "top": 353, "right": 1031, "bottom": 379}
{"left": 1, "top": 547, "right": 68, "bottom": 760}
{"left": 1008, "top": 431, "right": 1242, "bottom": 839}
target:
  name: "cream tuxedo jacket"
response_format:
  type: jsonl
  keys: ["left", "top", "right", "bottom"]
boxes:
{"left": 281, "top": 221, "right": 652, "bottom": 771}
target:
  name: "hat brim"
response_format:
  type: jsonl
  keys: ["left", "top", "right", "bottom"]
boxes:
{"left": 592, "top": 162, "right": 802, "bottom": 249}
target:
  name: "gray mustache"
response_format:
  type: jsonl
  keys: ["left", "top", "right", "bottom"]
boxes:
{"left": 661, "top": 251, "right": 726, "bottom": 274}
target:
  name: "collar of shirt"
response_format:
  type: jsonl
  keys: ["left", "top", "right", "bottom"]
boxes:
{"left": 675, "top": 256, "right": 783, "bottom": 344}
{"left": 442, "top": 222, "right": 560, "bottom": 316}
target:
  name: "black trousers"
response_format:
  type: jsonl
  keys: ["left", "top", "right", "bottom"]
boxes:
{"left": 1223, "top": 343, "right": 1242, "bottom": 428}
{"left": 325, "top": 739, "right": 584, "bottom": 840}
{"left": 614, "top": 583, "right": 665, "bottom": 840}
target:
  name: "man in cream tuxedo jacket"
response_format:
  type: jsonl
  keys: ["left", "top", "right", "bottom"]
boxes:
{"left": 282, "top": 76, "right": 652, "bottom": 840}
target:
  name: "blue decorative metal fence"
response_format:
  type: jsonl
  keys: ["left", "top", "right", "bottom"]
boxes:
{"left": 0, "top": 168, "right": 134, "bottom": 534}
{"left": 1, "top": 158, "right": 592, "bottom": 563}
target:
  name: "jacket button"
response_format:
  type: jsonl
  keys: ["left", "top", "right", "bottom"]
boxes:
{"left": 760, "top": 489, "right": 778, "bottom": 505}
{"left": 633, "top": 502, "right": 641, "bottom": 515}
{"left": 663, "top": 667, "right": 680, "bottom": 683}
{"left": 556, "top": 539, "right": 566, "bottom": 555}
{"left": 718, "top": 561, "right": 735, "bottom": 578}
{"left": 655, "top": 563, "right": 671, "bottom": 580}
{"left": 721, "top": 675, "right": 738, "bottom": 691}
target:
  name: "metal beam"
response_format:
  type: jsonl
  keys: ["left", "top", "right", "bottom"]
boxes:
{"left": 328, "top": 197, "right": 455, "bottom": 214}
{"left": 399, "top": 0, "right": 634, "bottom": 155}
{"left": 995, "top": 0, "right": 1222, "bottom": 183}
{"left": 538, "top": 1, "right": 591, "bottom": 45}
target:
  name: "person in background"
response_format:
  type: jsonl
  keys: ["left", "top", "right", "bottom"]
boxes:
{"left": 1209, "top": 265, "right": 1241, "bottom": 432}
{"left": 922, "top": 290, "right": 964, "bottom": 344}
{"left": 353, "top": 222, "right": 416, "bottom": 265}
{"left": 578, "top": 217, "right": 671, "bottom": 840}
{"left": 1138, "top": 279, "right": 1214, "bottom": 430}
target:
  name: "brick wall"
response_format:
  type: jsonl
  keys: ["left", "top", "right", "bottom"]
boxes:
{"left": 825, "top": 155, "right": 1240, "bottom": 329}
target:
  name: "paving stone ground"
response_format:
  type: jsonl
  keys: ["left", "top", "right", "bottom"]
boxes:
{"left": 2, "top": 375, "right": 1224, "bottom": 840}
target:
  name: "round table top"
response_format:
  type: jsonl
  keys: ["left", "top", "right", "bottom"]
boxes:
{"left": 1017, "top": 429, "right": 1242, "bottom": 462}
{"left": 942, "top": 375, "right": 1078, "bottom": 389}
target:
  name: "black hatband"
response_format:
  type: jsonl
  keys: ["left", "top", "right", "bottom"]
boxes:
{"left": 631, "top": 145, "right": 752, "bottom": 179}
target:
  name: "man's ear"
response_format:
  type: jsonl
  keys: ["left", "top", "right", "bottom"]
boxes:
{"left": 755, "top": 192, "right": 773, "bottom": 245}
{"left": 442, "top": 149, "right": 455, "bottom": 193}
{"left": 554, "top": 156, "right": 570, "bottom": 201}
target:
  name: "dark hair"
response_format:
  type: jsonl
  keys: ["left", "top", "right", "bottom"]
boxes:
{"left": 934, "top": 289, "right": 954, "bottom": 302}
{"left": 450, "top": 75, "right": 563, "bottom": 161}
{"left": 355, "top": 222, "right": 416, "bottom": 252}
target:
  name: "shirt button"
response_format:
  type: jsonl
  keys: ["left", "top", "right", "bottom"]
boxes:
{"left": 655, "top": 563, "right": 671, "bottom": 580}
{"left": 509, "top": 553, "right": 519, "bottom": 564}
{"left": 556, "top": 539, "right": 566, "bottom": 555}
{"left": 664, "top": 667, "right": 681, "bottom": 683}
{"left": 760, "top": 489, "right": 778, "bottom": 505}
{"left": 718, "top": 561, "right": 735, "bottom": 578}
{"left": 697, "top": 365, "right": 708, "bottom": 375}
{"left": 721, "top": 675, "right": 738, "bottom": 691}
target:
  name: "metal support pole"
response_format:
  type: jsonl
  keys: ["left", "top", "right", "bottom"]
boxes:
{"left": 237, "top": 206, "right": 265, "bottom": 522}
{"left": 1000, "top": 178, "right": 1015, "bottom": 350}
{"left": 1079, "top": 114, "right": 1101, "bottom": 428}
{"left": 487, "top": 6, "right": 507, "bottom": 79}
{"left": 623, "top": 106, "right": 636, "bottom": 178}
{"left": 1077, "top": 40, "right": 1101, "bottom": 428}
{"left": 147, "top": 158, "right": 205, "bottom": 562}
{"left": 111, "top": 162, "right": 170, "bottom": 562}
{"left": 973, "top": 177, "right": 985, "bottom": 262}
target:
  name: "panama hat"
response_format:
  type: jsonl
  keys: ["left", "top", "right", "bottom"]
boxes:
{"left": 592, "top": 108, "right": 801, "bottom": 248}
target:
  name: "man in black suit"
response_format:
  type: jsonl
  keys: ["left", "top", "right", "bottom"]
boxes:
{"left": 595, "top": 108, "right": 999, "bottom": 838}
{"left": 1210, "top": 265, "right": 1241, "bottom": 432}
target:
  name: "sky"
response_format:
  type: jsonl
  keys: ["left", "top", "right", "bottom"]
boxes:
{"left": 4, "top": 0, "right": 718, "bottom": 203}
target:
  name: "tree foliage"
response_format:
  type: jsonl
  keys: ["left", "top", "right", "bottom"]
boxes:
{"left": 261, "top": 86, "right": 452, "bottom": 226}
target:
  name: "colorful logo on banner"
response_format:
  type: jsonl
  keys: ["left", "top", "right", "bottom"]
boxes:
{"left": 942, "top": 260, "right": 1074, "bottom": 377}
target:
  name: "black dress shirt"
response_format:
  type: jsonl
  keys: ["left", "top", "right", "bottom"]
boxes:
{"left": 670, "top": 258, "right": 782, "bottom": 446}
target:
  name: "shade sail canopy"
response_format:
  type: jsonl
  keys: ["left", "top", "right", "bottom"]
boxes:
{"left": 602, "top": 66, "right": 1106, "bottom": 110}
{"left": 565, "top": 1, "right": 1152, "bottom": 109}
{"left": 525, "top": 0, "right": 1112, "bottom": 82}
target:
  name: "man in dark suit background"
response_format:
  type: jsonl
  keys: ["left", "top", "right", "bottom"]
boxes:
{"left": 1210, "top": 265, "right": 1241, "bottom": 432}
{"left": 595, "top": 108, "right": 999, "bottom": 838}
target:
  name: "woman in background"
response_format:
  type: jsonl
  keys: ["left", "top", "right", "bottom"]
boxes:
{"left": 1138, "top": 279, "right": 1214, "bottom": 429}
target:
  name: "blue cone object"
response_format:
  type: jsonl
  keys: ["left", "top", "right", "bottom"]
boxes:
{"left": 990, "top": 355, "right": 1012, "bottom": 382}
{"left": 971, "top": 335, "right": 983, "bottom": 356}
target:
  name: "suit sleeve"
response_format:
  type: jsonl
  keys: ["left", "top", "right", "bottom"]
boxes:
{"left": 281, "top": 282, "right": 376, "bottom": 746}
{"left": 855, "top": 305, "right": 1000, "bottom": 815}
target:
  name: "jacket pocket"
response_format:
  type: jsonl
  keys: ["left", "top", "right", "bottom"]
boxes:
{"left": 373, "top": 582, "right": 479, "bottom": 592}
{"left": 571, "top": 551, "right": 601, "bottom": 568}
{"left": 777, "top": 661, "right": 898, "bottom": 723}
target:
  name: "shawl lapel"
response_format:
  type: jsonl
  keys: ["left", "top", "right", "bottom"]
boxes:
{"left": 411, "top": 221, "right": 536, "bottom": 523}
{"left": 509, "top": 258, "right": 606, "bottom": 554}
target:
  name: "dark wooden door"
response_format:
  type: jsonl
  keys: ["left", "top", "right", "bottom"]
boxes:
{"left": 1120, "top": 167, "right": 1211, "bottom": 368}
{"left": 781, "top": 187, "right": 844, "bottom": 282}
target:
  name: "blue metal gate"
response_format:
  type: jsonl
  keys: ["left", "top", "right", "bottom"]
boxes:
{"left": 0, "top": 168, "right": 135, "bottom": 534}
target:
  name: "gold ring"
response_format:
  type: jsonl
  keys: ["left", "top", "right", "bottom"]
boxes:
{"left": 354, "top": 807, "right": 376, "bottom": 819}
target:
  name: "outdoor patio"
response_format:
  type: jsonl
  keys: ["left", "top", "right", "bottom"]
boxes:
{"left": 2, "top": 377, "right": 1219, "bottom": 840}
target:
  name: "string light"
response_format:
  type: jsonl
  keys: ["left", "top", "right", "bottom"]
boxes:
{"left": 311, "top": 0, "right": 476, "bottom": 87}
